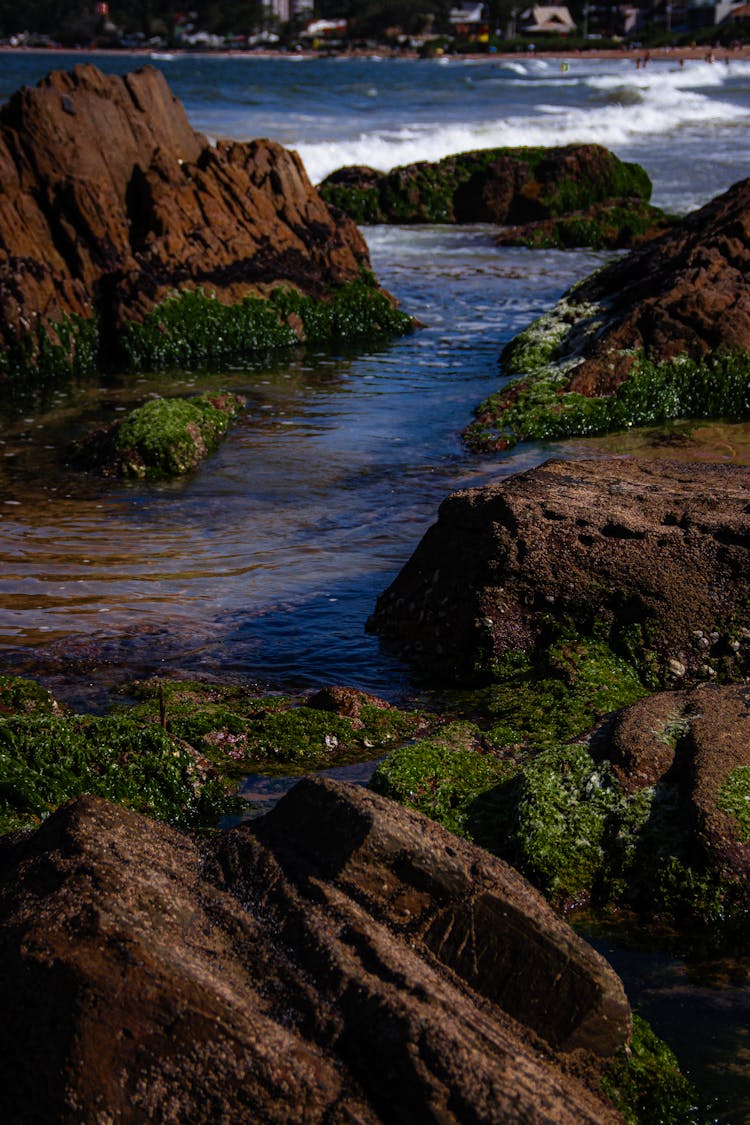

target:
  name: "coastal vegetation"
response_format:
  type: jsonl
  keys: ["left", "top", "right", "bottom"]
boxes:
{"left": 465, "top": 348, "right": 750, "bottom": 450}
{"left": 118, "top": 277, "right": 414, "bottom": 372}
{"left": 1, "top": 278, "right": 413, "bottom": 389}
{"left": 0, "top": 675, "right": 428, "bottom": 835}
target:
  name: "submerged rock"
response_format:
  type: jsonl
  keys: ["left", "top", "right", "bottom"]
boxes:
{"left": 319, "top": 144, "right": 669, "bottom": 248}
{"left": 467, "top": 175, "right": 750, "bottom": 450}
{"left": 71, "top": 392, "right": 245, "bottom": 479}
{"left": 0, "top": 64, "right": 410, "bottom": 382}
{"left": 0, "top": 781, "right": 635, "bottom": 1122}
{"left": 367, "top": 458, "right": 750, "bottom": 688}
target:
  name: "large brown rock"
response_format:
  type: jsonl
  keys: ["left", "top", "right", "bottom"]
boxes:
{"left": 0, "top": 780, "right": 630, "bottom": 1122}
{"left": 0, "top": 64, "right": 372, "bottom": 366}
{"left": 367, "top": 458, "right": 750, "bottom": 686}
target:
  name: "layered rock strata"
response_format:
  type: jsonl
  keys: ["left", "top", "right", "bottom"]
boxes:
{"left": 0, "top": 64, "right": 405, "bottom": 379}
{"left": 368, "top": 458, "right": 750, "bottom": 686}
{"left": 0, "top": 779, "right": 630, "bottom": 1122}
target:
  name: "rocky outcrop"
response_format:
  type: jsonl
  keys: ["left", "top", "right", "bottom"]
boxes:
{"left": 467, "top": 175, "right": 750, "bottom": 449}
{"left": 319, "top": 144, "right": 670, "bottom": 248}
{"left": 0, "top": 781, "right": 631, "bottom": 1123}
{"left": 368, "top": 458, "right": 750, "bottom": 687}
{"left": 544, "top": 174, "right": 750, "bottom": 395}
{"left": 0, "top": 64, "right": 407, "bottom": 380}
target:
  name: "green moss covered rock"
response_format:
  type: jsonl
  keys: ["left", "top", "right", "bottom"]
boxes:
{"left": 0, "top": 709, "right": 235, "bottom": 836}
{"left": 72, "top": 392, "right": 244, "bottom": 479}
{"left": 319, "top": 144, "right": 668, "bottom": 249}
{"left": 467, "top": 175, "right": 750, "bottom": 450}
{"left": 124, "top": 677, "right": 428, "bottom": 775}
{"left": 118, "top": 276, "right": 413, "bottom": 373}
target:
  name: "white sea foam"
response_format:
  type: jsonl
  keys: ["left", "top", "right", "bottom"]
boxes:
{"left": 298, "top": 83, "right": 749, "bottom": 183}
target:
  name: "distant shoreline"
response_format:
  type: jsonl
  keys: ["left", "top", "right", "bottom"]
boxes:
{"left": 1, "top": 44, "right": 749, "bottom": 64}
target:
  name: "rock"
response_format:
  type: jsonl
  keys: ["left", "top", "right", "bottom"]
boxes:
{"left": 610, "top": 682, "right": 750, "bottom": 880}
{"left": 367, "top": 458, "right": 750, "bottom": 687}
{"left": 0, "top": 782, "right": 630, "bottom": 1123}
{"left": 71, "top": 392, "right": 245, "bottom": 478}
{"left": 494, "top": 199, "right": 672, "bottom": 251}
{"left": 467, "top": 175, "right": 750, "bottom": 449}
{"left": 319, "top": 144, "right": 669, "bottom": 248}
{"left": 0, "top": 64, "right": 409, "bottom": 382}
{"left": 373, "top": 682, "right": 750, "bottom": 932}
{"left": 305, "top": 684, "right": 395, "bottom": 727}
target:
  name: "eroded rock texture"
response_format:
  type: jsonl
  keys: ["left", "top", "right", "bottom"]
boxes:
{"left": 527, "top": 174, "right": 750, "bottom": 394}
{"left": 368, "top": 458, "right": 750, "bottom": 685}
{"left": 0, "top": 63, "right": 371, "bottom": 363}
{"left": 0, "top": 779, "right": 630, "bottom": 1123}
{"left": 609, "top": 681, "right": 750, "bottom": 880}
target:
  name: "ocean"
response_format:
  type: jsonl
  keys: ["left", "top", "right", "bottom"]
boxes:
{"left": 0, "top": 51, "right": 749, "bottom": 1117}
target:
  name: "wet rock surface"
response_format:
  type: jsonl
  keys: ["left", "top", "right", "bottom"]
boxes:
{"left": 0, "top": 780, "right": 629, "bottom": 1123}
{"left": 609, "top": 682, "right": 750, "bottom": 880}
{"left": 511, "top": 173, "right": 750, "bottom": 395}
{"left": 71, "top": 392, "right": 245, "bottom": 478}
{"left": 0, "top": 64, "right": 375, "bottom": 373}
{"left": 319, "top": 144, "right": 668, "bottom": 247}
{"left": 368, "top": 458, "right": 750, "bottom": 686}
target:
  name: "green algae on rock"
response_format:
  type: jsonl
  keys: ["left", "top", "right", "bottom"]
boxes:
{"left": 601, "top": 1014, "right": 700, "bottom": 1125}
{"left": 124, "top": 677, "right": 428, "bottom": 775}
{"left": 118, "top": 276, "right": 413, "bottom": 373}
{"left": 319, "top": 144, "right": 665, "bottom": 251}
{"left": 466, "top": 175, "right": 750, "bottom": 451}
{"left": 0, "top": 710, "right": 236, "bottom": 836}
{"left": 372, "top": 682, "right": 750, "bottom": 941}
{"left": 0, "top": 674, "right": 66, "bottom": 717}
{"left": 71, "top": 392, "right": 245, "bottom": 479}
{"left": 495, "top": 200, "right": 673, "bottom": 252}
{"left": 466, "top": 345, "right": 750, "bottom": 453}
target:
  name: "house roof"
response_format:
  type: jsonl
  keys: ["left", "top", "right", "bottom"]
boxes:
{"left": 520, "top": 5, "right": 577, "bottom": 32}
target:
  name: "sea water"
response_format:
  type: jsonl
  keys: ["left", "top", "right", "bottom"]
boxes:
{"left": 1, "top": 52, "right": 749, "bottom": 1118}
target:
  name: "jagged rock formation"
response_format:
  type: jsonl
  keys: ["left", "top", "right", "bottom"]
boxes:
{"left": 0, "top": 779, "right": 630, "bottom": 1122}
{"left": 319, "top": 144, "right": 670, "bottom": 248}
{"left": 543, "top": 175, "right": 750, "bottom": 395}
{"left": 368, "top": 458, "right": 750, "bottom": 687}
{"left": 466, "top": 175, "right": 750, "bottom": 449}
{"left": 0, "top": 64, "right": 406, "bottom": 379}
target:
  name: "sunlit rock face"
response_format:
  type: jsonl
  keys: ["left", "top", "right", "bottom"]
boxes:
{"left": 0, "top": 63, "right": 381, "bottom": 377}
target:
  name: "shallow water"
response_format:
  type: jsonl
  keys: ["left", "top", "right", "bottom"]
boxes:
{"left": 0, "top": 231, "right": 612, "bottom": 709}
